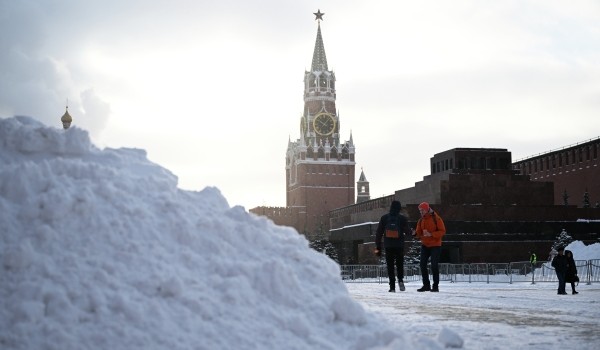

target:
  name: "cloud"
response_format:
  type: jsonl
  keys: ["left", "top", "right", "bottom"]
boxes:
{"left": 1, "top": 0, "right": 599, "bottom": 209}
{"left": 0, "top": 1, "right": 71, "bottom": 126}
{"left": 79, "top": 89, "right": 110, "bottom": 138}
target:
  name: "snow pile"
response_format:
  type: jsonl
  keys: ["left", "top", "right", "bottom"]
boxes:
{"left": 566, "top": 240, "right": 600, "bottom": 261}
{"left": 0, "top": 116, "right": 446, "bottom": 349}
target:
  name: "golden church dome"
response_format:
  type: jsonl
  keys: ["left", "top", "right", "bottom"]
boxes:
{"left": 61, "top": 107, "right": 72, "bottom": 129}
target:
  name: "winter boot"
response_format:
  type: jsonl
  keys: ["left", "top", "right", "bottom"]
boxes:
{"left": 417, "top": 285, "right": 431, "bottom": 292}
{"left": 431, "top": 284, "right": 439, "bottom": 292}
{"left": 398, "top": 281, "right": 406, "bottom": 292}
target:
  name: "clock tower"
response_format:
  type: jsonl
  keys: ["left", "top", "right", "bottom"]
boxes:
{"left": 285, "top": 10, "right": 356, "bottom": 235}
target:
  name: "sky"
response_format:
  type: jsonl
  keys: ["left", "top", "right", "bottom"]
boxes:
{"left": 1, "top": 0, "right": 599, "bottom": 209}
{"left": 2, "top": 116, "right": 599, "bottom": 350}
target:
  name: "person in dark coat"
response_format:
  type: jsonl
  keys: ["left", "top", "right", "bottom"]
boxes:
{"left": 565, "top": 250, "right": 579, "bottom": 294}
{"left": 551, "top": 246, "right": 568, "bottom": 295}
{"left": 375, "top": 200, "right": 411, "bottom": 292}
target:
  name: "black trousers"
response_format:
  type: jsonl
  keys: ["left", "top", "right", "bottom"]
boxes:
{"left": 385, "top": 247, "right": 404, "bottom": 287}
{"left": 556, "top": 271, "right": 566, "bottom": 294}
{"left": 420, "top": 245, "right": 441, "bottom": 287}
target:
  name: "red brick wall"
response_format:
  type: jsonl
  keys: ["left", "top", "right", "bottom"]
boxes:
{"left": 286, "top": 162, "right": 355, "bottom": 233}
{"left": 513, "top": 138, "right": 600, "bottom": 207}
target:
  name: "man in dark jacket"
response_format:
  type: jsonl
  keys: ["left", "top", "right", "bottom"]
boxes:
{"left": 375, "top": 200, "right": 411, "bottom": 292}
{"left": 552, "top": 246, "right": 568, "bottom": 295}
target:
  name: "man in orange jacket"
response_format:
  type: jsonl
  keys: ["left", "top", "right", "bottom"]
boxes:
{"left": 413, "top": 202, "right": 446, "bottom": 292}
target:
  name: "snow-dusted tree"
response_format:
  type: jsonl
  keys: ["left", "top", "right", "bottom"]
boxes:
{"left": 552, "top": 228, "right": 573, "bottom": 250}
{"left": 583, "top": 189, "right": 590, "bottom": 208}
{"left": 405, "top": 237, "right": 421, "bottom": 264}
{"left": 306, "top": 225, "right": 340, "bottom": 263}
{"left": 309, "top": 238, "right": 339, "bottom": 263}
{"left": 563, "top": 189, "right": 569, "bottom": 206}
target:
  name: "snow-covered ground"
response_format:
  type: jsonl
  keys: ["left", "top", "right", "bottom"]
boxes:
{"left": 347, "top": 280, "right": 600, "bottom": 350}
{"left": 1, "top": 116, "right": 599, "bottom": 350}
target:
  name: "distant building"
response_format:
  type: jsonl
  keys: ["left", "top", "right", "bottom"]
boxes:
{"left": 329, "top": 146, "right": 600, "bottom": 264}
{"left": 250, "top": 11, "right": 356, "bottom": 236}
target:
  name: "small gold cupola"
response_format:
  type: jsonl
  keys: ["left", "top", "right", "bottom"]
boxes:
{"left": 61, "top": 105, "right": 72, "bottom": 129}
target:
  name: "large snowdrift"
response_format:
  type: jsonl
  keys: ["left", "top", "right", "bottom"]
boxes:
{"left": 0, "top": 116, "right": 446, "bottom": 349}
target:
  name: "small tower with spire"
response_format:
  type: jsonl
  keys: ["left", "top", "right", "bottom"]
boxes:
{"left": 356, "top": 168, "right": 370, "bottom": 203}
{"left": 60, "top": 103, "right": 72, "bottom": 129}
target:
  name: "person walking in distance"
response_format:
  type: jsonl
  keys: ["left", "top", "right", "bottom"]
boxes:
{"left": 529, "top": 251, "right": 537, "bottom": 274}
{"left": 375, "top": 200, "right": 411, "bottom": 292}
{"left": 552, "top": 246, "right": 568, "bottom": 295}
{"left": 529, "top": 251, "right": 537, "bottom": 266}
{"left": 413, "top": 202, "right": 446, "bottom": 292}
{"left": 565, "top": 250, "right": 579, "bottom": 294}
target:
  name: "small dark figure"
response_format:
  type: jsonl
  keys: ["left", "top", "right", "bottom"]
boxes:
{"left": 551, "top": 246, "right": 568, "bottom": 295}
{"left": 529, "top": 251, "right": 537, "bottom": 273}
{"left": 565, "top": 250, "right": 579, "bottom": 294}
{"left": 375, "top": 200, "right": 411, "bottom": 292}
{"left": 529, "top": 252, "right": 537, "bottom": 265}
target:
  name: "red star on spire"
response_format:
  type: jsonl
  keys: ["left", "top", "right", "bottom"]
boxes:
{"left": 313, "top": 9, "right": 324, "bottom": 21}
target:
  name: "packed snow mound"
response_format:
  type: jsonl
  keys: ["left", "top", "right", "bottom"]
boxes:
{"left": 0, "top": 116, "right": 442, "bottom": 349}
{"left": 566, "top": 241, "right": 600, "bottom": 261}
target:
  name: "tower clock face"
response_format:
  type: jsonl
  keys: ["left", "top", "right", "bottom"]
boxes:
{"left": 313, "top": 113, "right": 335, "bottom": 136}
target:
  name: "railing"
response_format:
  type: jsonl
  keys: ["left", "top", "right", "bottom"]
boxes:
{"left": 341, "top": 259, "right": 600, "bottom": 284}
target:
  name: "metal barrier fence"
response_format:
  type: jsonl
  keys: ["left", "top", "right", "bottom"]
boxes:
{"left": 341, "top": 259, "right": 600, "bottom": 284}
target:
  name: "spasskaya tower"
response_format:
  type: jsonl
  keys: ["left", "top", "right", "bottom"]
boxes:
{"left": 284, "top": 10, "right": 356, "bottom": 235}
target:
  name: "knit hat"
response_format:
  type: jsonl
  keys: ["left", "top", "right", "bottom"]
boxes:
{"left": 418, "top": 202, "right": 430, "bottom": 211}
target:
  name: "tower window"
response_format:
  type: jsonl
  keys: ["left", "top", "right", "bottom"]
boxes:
{"left": 331, "top": 147, "right": 338, "bottom": 159}
{"left": 320, "top": 77, "right": 327, "bottom": 87}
